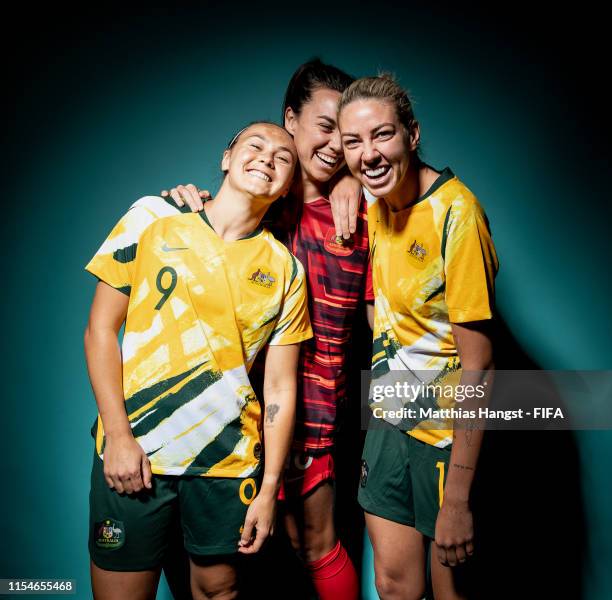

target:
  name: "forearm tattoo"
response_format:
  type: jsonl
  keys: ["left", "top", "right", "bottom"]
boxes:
{"left": 265, "top": 404, "right": 280, "bottom": 424}
{"left": 452, "top": 463, "right": 475, "bottom": 471}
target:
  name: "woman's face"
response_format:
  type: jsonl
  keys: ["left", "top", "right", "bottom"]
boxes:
{"left": 284, "top": 87, "right": 344, "bottom": 185}
{"left": 339, "top": 98, "right": 419, "bottom": 200}
{"left": 222, "top": 123, "right": 297, "bottom": 202}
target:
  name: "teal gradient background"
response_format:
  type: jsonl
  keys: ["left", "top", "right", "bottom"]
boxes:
{"left": 4, "top": 3, "right": 610, "bottom": 599}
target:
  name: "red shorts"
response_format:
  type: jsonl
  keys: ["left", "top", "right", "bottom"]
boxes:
{"left": 278, "top": 452, "right": 335, "bottom": 500}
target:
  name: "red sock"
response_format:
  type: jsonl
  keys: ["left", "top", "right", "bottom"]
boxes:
{"left": 307, "top": 540, "right": 359, "bottom": 600}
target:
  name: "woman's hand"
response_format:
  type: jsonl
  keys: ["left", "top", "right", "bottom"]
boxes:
{"left": 160, "top": 184, "right": 210, "bottom": 212}
{"left": 102, "top": 432, "right": 152, "bottom": 495}
{"left": 329, "top": 172, "right": 361, "bottom": 239}
{"left": 237, "top": 491, "right": 276, "bottom": 554}
{"left": 434, "top": 498, "right": 475, "bottom": 567}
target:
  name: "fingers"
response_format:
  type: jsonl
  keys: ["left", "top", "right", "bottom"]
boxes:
{"left": 107, "top": 471, "right": 124, "bottom": 494}
{"left": 436, "top": 542, "right": 448, "bottom": 567}
{"left": 338, "top": 200, "right": 350, "bottom": 239}
{"left": 330, "top": 199, "right": 343, "bottom": 239}
{"left": 238, "top": 524, "right": 270, "bottom": 554}
{"left": 239, "top": 516, "right": 255, "bottom": 550}
{"left": 348, "top": 193, "right": 359, "bottom": 235}
{"left": 435, "top": 542, "right": 471, "bottom": 567}
{"left": 445, "top": 547, "right": 458, "bottom": 567}
{"left": 169, "top": 188, "right": 185, "bottom": 207}
{"left": 455, "top": 544, "right": 467, "bottom": 564}
{"left": 104, "top": 472, "right": 115, "bottom": 490}
{"left": 181, "top": 184, "right": 204, "bottom": 212}
{"left": 164, "top": 184, "right": 207, "bottom": 211}
{"left": 104, "top": 468, "right": 145, "bottom": 495}
{"left": 141, "top": 454, "right": 153, "bottom": 490}
{"left": 250, "top": 525, "right": 269, "bottom": 553}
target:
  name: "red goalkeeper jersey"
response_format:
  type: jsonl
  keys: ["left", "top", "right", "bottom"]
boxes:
{"left": 285, "top": 196, "right": 373, "bottom": 453}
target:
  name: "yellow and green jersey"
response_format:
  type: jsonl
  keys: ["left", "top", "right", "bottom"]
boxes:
{"left": 86, "top": 196, "right": 312, "bottom": 477}
{"left": 368, "top": 168, "right": 498, "bottom": 448}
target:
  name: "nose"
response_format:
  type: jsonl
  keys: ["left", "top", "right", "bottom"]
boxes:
{"left": 258, "top": 151, "right": 275, "bottom": 169}
{"left": 328, "top": 129, "right": 342, "bottom": 154}
{"left": 361, "top": 141, "right": 379, "bottom": 164}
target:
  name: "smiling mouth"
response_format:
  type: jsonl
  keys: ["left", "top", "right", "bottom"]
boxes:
{"left": 247, "top": 169, "right": 271, "bottom": 182}
{"left": 315, "top": 151, "right": 339, "bottom": 168}
{"left": 363, "top": 165, "right": 391, "bottom": 181}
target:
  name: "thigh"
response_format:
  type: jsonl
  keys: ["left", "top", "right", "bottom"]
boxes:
{"left": 411, "top": 438, "right": 451, "bottom": 539}
{"left": 366, "top": 513, "right": 427, "bottom": 595}
{"left": 179, "top": 475, "right": 259, "bottom": 556}
{"left": 283, "top": 480, "right": 336, "bottom": 561}
{"left": 89, "top": 450, "right": 178, "bottom": 572}
{"left": 358, "top": 424, "right": 415, "bottom": 526}
{"left": 91, "top": 561, "right": 160, "bottom": 600}
{"left": 189, "top": 555, "right": 238, "bottom": 600}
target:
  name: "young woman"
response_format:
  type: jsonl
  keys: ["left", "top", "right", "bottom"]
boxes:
{"left": 165, "top": 60, "right": 371, "bottom": 600}
{"left": 338, "top": 75, "right": 498, "bottom": 600}
{"left": 84, "top": 122, "right": 312, "bottom": 600}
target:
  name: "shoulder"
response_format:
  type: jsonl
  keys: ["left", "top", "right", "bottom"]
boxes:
{"left": 437, "top": 175, "right": 487, "bottom": 222}
{"left": 118, "top": 196, "right": 188, "bottom": 240}
{"left": 128, "top": 195, "right": 185, "bottom": 221}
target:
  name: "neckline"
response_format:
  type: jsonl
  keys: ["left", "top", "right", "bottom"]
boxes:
{"left": 199, "top": 208, "right": 264, "bottom": 241}
{"left": 303, "top": 196, "right": 329, "bottom": 206}
{"left": 387, "top": 167, "right": 455, "bottom": 212}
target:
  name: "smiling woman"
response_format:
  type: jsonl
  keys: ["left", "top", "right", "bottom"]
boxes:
{"left": 83, "top": 120, "right": 312, "bottom": 599}
{"left": 338, "top": 75, "right": 498, "bottom": 600}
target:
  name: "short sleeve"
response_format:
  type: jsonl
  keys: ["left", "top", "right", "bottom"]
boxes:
{"left": 443, "top": 199, "right": 499, "bottom": 323}
{"left": 268, "top": 255, "right": 313, "bottom": 346}
{"left": 364, "top": 260, "right": 374, "bottom": 302}
{"left": 85, "top": 199, "right": 160, "bottom": 296}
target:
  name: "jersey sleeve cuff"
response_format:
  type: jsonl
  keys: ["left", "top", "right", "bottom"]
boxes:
{"left": 448, "top": 307, "right": 494, "bottom": 323}
{"left": 85, "top": 267, "right": 131, "bottom": 296}
{"left": 268, "top": 328, "right": 313, "bottom": 346}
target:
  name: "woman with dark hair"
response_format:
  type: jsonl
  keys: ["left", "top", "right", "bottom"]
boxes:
{"left": 166, "top": 59, "right": 370, "bottom": 600}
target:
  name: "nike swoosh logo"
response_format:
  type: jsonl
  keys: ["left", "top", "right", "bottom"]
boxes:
{"left": 162, "top": 243, "right": 188, "bottom": 252}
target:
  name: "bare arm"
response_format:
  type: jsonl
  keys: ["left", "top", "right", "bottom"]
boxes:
{"left": 329, "top": 168, "right": 362, "bottom": 239}
{"left": 435, "top": 320, "right": 494, "bottom": 566}
{"left": 238, "top": 343, "right": 300, "bottom": 554}
{"left": 366, "top": 302, "right": 375, "bottom": 330}
{"left": 84, "top": 281, "right": 152, "bottom": 494}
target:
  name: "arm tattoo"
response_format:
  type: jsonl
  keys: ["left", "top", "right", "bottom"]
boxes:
{"left": 452, "top": 463, "right": 475, "bottom": 471}
{"left": 265, "top": 404, "right": 280, "bottom": 424}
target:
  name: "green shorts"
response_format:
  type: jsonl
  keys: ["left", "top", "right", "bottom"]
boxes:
{"left": 89, "top": 450, "right": 260, "bottom": 571}
{"left": 358, "top": 419, "right": 450, "bottom": 539}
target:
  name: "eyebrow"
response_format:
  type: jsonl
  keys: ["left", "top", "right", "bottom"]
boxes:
{"left": 341, "top": 122, "right": 396, "bottom": 137}
{"left": 317, "top": 115, "right": 337, "bottom": 124}
{"left": 244, "top": 134, "right": 294, "bottom": 157}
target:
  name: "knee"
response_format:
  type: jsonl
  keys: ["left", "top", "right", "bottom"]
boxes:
{"left": 374, "top": 570, "right": 424, "bottom": 600}
{"left": 191, "top": 583, "right": 237, "bottom": 600}
{"left": 190, "top": 573, "right": 238, "bottom": 600}
{"left": 302, "top": 523, "right": 336, "bottom": 563}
